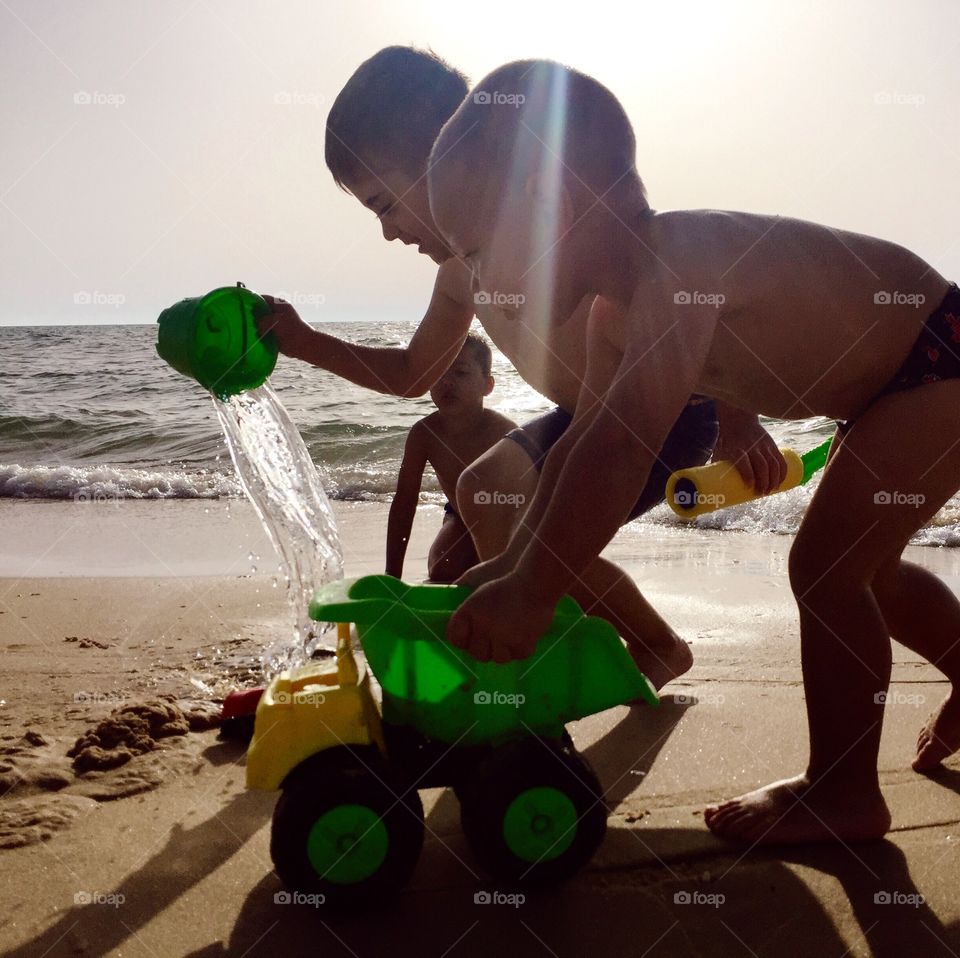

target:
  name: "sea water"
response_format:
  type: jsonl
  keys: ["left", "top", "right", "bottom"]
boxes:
{"left": 3, "top": 322, "right": 960, "bottom": 547}
{"left": 214, "top": 384, "right": 343, "bottom": 675}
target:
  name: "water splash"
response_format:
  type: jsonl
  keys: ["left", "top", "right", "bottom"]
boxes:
{"left": 214, "top": 384, "right": 343, "bottom": 676}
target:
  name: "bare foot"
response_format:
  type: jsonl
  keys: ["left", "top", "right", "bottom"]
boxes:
{"left": 913, "top": 691, "right": 960, "bottom": 772}
{"left": 704, "top": 774, "right": 891, "bottom": 845}
{"left": 627, "top": 635, "right": 693, "bottom": 692}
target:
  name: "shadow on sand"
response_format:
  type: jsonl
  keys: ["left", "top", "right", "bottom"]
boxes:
{"left": 5, "top": 715, "right": 958, "bottom": 958}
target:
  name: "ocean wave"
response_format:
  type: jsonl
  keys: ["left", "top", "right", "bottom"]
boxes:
{"left": 0, "top": 463, "right": 241, "bottom": 500}
{"left": 0, "top": 462, "right": 422, "bottom": 503}
{"left": 4, "top": 460, "right": 960, "bottom": 548}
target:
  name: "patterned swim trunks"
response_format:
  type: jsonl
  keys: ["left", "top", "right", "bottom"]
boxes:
{"left": 879, "top": 283, "right": 960, "bottom": 394}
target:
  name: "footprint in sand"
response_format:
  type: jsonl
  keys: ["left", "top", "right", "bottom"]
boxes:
{"left": 0, "top": 794, "right": 98, "bottom": 849}
{"left": 0, "top": 731, "right": 73, "bottom": 799}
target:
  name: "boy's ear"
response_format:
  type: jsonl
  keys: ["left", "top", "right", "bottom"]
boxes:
{"left": 523, "top": 171, "right": 574, "bottom": 234}
{"left": 484, "top": 375, "right": 495, "bottom": 396}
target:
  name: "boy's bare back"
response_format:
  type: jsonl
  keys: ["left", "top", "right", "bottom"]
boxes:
{"left": 609, "top": 210, "right": 949, "bottom": 422}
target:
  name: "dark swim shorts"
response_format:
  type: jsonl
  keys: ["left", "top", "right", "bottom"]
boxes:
{"left": 505, "top": 397, "right": 719, "bottom": 521}
{"left": 878, "top": 283, "right": 960, "bottom": 395}
{"left": 442, "top": 501, "right": 458, "bottom": 519}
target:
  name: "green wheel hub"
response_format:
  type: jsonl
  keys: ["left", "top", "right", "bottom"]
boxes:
{"left": 502, "top": 786, "right": 578, "bottom": 863}
{"left": 306, "top": 804, "right": 389, "bottom": 884}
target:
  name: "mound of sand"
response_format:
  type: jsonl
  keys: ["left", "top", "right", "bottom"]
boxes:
{"left": 67, "top": 701, "right": 221, "bottom": 774}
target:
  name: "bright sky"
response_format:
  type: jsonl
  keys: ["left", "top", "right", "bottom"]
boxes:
{"left": 1, "top": 0, "right": 958, "bottom": 326}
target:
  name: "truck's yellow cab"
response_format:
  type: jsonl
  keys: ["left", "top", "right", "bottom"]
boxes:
{"left": 246, "top": 623, "right": 385, "bottom": 791}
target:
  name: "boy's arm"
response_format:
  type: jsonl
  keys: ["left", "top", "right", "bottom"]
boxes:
{"left": 457, "top": 298, "right": 621, "bottom": 586}
{"left": 713, "top": 400, "right": 787, "bottom": 494}
{"left": 260, "top": 262, "right": 474, "bottom": 398}
{"left": 448, "top": 288, "right": 718, "bottom": 662}
{"left": 385, "top": 425, "right": 428, "bottom": 579}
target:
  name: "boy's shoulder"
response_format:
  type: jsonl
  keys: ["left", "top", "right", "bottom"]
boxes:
{"left": 412, "top": 411, "right": 449, "bottom": 444}
{"left": 435, "top": 256, "right": 474, "bottom": 307}
{"left": 481, "top": 407, "right": 516, "bottom": 429}
{"left": 473, "top": 407, "right": 517, "bottom": 440}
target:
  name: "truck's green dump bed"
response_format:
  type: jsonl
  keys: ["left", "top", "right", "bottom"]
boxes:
{"left": 310, "top": 575, "right": 657, "bottom": 747}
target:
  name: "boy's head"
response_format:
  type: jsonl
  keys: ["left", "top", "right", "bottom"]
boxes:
{"left": 429, "top": 332, "right": 494, "bottom": 411}
{"left": 326, "top": 46, "right": 469, "bottom": 263}
{"left": 428, "top": 60, "right": 646, "bottom": 325}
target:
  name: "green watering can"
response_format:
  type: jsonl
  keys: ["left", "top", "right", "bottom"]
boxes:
{"left": 156, "top": 282, "right": 278, "bottom": 399}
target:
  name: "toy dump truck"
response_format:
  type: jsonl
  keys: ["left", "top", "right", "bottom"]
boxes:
{"left": 246, "top": 575, "right": 657, "bottom": 906}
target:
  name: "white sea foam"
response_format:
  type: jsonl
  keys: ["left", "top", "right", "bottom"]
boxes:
{"left": 0, "top": 462, "right": 240, "bottom": 500}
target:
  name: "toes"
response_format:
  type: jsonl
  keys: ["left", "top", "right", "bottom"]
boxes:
{"left": 913, "top": 737, "right": 948, "bottom": 772}
{"left": 719, "top": 807, "right": 762, "bottom": 837}
{"left": 704, "top": 800, "right": 739, "bottom": 825}
{"left": 708, "top": 806, "right": 765, "bottom": 841}
{"left": 704, "top": 807, "right": 721, "bottom": 828}
{"left": 705, "top": 800, "right": 748, "bottom": 833}
{"left": 705, "top": 798, "right": 740, "bottom": 818}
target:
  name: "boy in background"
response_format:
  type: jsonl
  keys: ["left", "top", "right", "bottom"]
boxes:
{"left": 386, "top": 333, "right": 515, "bottom": 582}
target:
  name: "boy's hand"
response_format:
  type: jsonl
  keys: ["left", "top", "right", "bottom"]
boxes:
{"left": 448, "top": 574, "right": 554, "bottom": 663}
{"left": 258, "top": 295, "right": 317, "bottom": 359}
{"left": 713, "top": 408, "right": 787, "bottom": 495}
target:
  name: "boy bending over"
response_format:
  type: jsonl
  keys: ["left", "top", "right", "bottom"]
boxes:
{"left": 261, "top": 47, "right": 783, "bottom": 691}
{"left": 429, "top": 59, "right": 960, "bottom": 845}
{"left": 386, "top": 333, "right": 515, "bottom": 582}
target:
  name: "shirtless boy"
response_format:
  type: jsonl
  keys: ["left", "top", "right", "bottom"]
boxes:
{"left": 429, "top": 58, "right": 960, "bottom": 844}
{"left": 385, "top": 334, "right": 515, "bottom": 582}
{"left": 260, "top": 47, "right": 783, "bottom": 690}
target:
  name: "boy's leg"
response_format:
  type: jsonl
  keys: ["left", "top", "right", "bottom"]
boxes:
{"left": 456, "top": 407, "right": 714, "bottom": 689}
{"left": 821, "top": 425, "right": 960, "bottom": 768}
{"left": 706, "top": 380, "right": 960, "bottom": 844}
{"left": 817, "top": 425, "right": 960, "bottom": 769}
{"left": 456, "top": 437, "right": 540, "bottom": 558}
{"left": 563, "top": 558, "right": 693, "bottom": 691}
{"left": 578, "top": 399, "right": 717, "bottom": 687}
{"left": 872, "top": 558, "right": 960, "bottom": 769}
{"left": 427, "top": 512, "right": 478, "bottom": 583}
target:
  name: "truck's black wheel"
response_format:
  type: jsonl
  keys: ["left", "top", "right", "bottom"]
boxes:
{"left": 458, "top": 736, "right": 607, "bottom": 884}
{"left": 270, "top": 747, "right": 424, "bottom": 907}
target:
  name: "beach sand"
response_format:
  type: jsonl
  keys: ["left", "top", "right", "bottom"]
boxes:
{"left": 1, "top": 498, "right": 959, "bottom": 956}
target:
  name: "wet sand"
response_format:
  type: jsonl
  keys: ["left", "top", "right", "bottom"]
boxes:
{"left": 1, "top": 499, "right": 959, "bottom": 956}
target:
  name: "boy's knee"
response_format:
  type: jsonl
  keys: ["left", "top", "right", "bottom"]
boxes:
{"left": 456, "top": 452, "right": 512, "bottom": 520}
{"left": 455, "top": 463, "right": 487, "bottom": 522}
{"left": 427, "top": 554, "right": 456, "bottom": 582}
{"left": 870, "top": 557, "right": 902, "bottom": 595}
{"left": 788, "top": 537, "right": 871, "bottom": 603}
{"left": 788, "top": 529, "right": 848, "bottom": 600}
{"left": 427, "top": 522, "right": 477, "bottom": 582}
{"left": 788, "top": 542, "right": 815, "bottom": 596}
